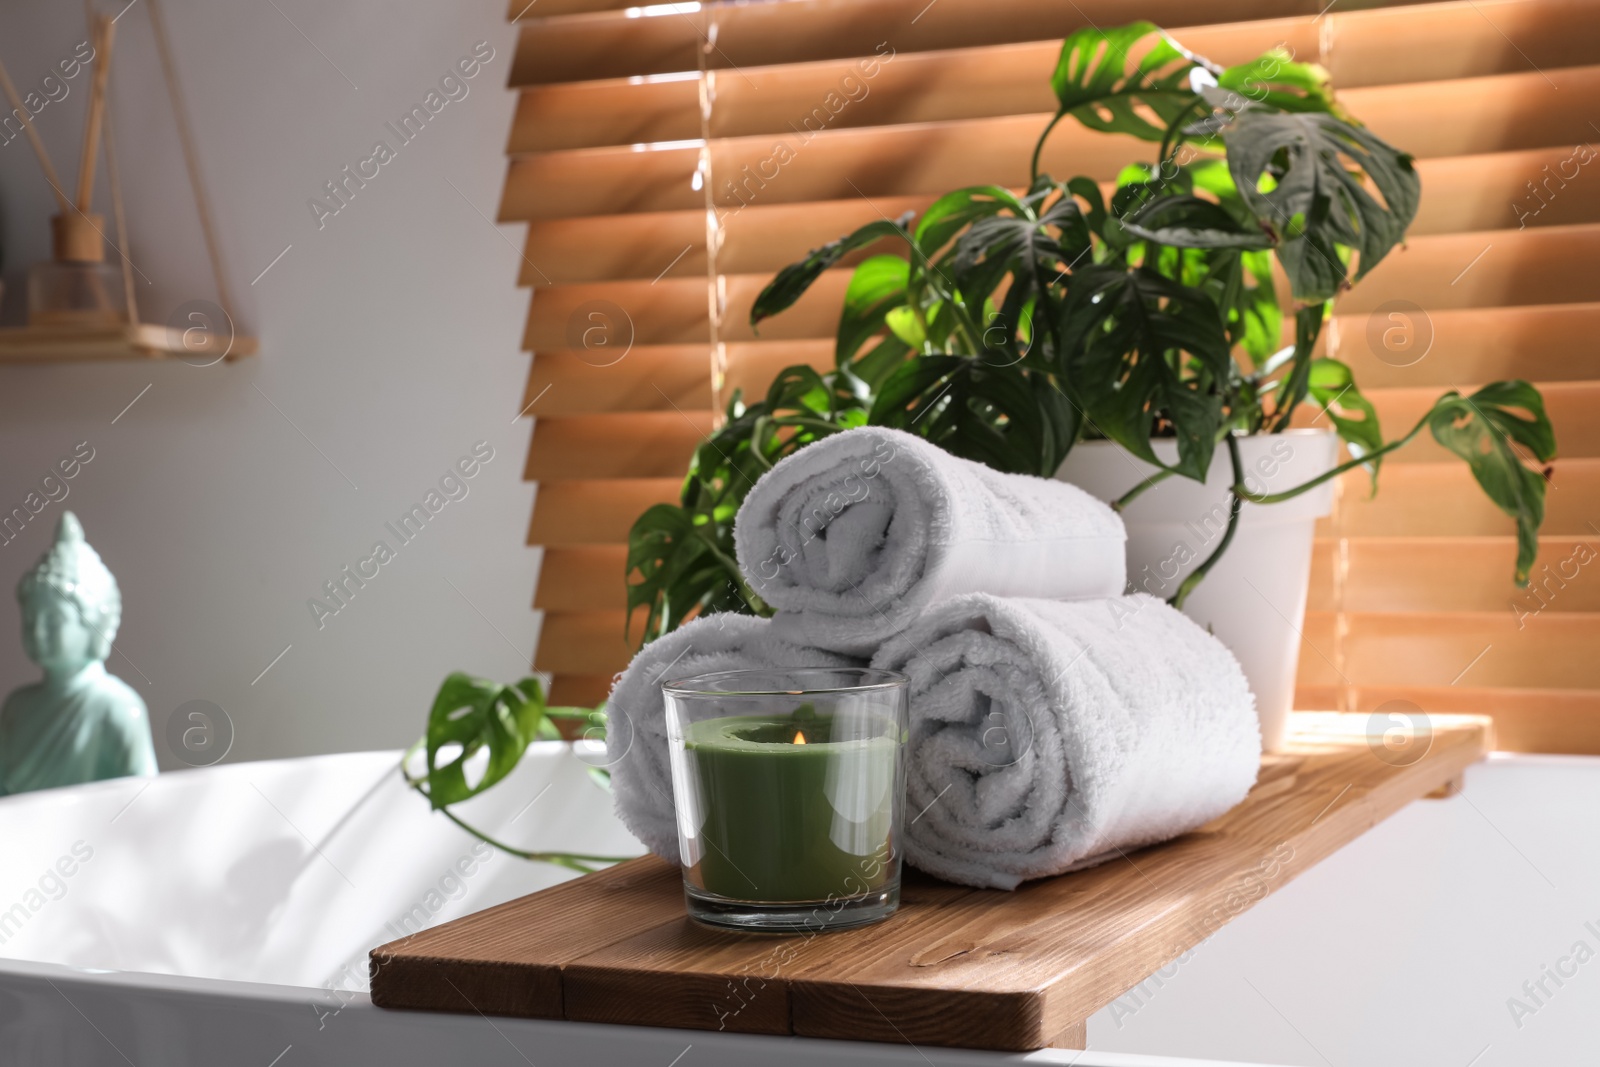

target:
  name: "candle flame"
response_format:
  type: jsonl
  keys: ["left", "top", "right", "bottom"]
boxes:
{"left": 793, "top": 731, "right": 806, "bottom": 745}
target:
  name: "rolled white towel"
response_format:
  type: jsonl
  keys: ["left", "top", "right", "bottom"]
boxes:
{"left": 605, "top": 612, "right": 859, "bottom": 864}
{"left": 733, "top": 427, "right": 1127, "bottom": 656}
{"left": 871, "top": 593, "right": 1260, "bottom": 889}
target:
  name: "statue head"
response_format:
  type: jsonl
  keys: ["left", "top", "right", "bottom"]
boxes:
{"left": 16, "top": 512, "right": 121, "bottom": 677}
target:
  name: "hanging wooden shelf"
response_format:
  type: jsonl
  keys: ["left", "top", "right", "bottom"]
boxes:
{"left": 0, "top": 0, "right": 250, "bottom": 367}
{"left": 0, "top": 324, "right": 256, "bottom": 363}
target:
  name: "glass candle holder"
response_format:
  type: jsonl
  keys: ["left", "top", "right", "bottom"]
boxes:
{"left": 662, "top": 667, "right": 909, "bottom": 933}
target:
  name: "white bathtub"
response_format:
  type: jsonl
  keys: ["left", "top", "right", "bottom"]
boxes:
{"left": 1, "top": 746, "right": 1594, "bottom": 1066}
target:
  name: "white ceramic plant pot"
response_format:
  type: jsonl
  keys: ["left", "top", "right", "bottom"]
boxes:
{"left": 1056, "top": 429, "right": 1340, "bottom": 752}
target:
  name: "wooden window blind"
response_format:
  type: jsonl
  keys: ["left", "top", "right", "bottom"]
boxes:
{"left": 502, "top": 0, "right": 1600, "bottom": 750}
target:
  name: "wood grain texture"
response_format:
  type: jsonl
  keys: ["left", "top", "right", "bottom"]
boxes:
{"left": 527, "top": 479, "right": 679, "bottom": 546}
{"left": 500, "top": 69, "right": 1600, "bottom": 221}
{"left": 369, "top": 854, "right": 683, "bottom": 1016}
{"left": 511, "top": 143, "right": 1599, "bottom": 283}
{"left": 1300, "top": 686, "right": 1600, "bottom": 755}
{"left": 548, "top": 673, "right": 617, "bottom": 708}
{"left": 506, "top": 0, "right": 1470, "bottom": 84}
{"left": 507, "top": 2, "right": 1596, "bottom": 153}
{"left": 371, "top": 714, "right": 1490, "bottom": 1051}
{"left": 525, "top": 412, "right": 711, "bottom": 480}
{"left": 0, "top": 324, "right": 257, "bottom": 362}
{"left": 534, "top": 547, "right": 629, "bottom": 611}
{"left": 534, "top": 610, "right": 634, "bottom": 676}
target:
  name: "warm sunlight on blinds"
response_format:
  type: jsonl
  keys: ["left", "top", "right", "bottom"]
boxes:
{"left": 502, "top": 0, "right": 1600, "bottom": 748}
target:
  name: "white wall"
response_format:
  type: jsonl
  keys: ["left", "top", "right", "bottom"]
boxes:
{"left": 0, "top": 0, "right": 542, "bottom": 764}
{"left": 1091, "top": 756, "right": 1600, "bottom": 1066}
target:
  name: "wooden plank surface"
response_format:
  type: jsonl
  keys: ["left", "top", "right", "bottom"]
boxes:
{"left": 370, "top": 853, "right": 684, "bottom": 1017}
{"left": 0, "top": 324, "right": 257, "bottom": 362}
{"left": 371, "top": 713, "right": 1491, "bottom": 1050}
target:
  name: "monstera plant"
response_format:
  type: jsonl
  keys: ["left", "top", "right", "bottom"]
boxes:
{"left": 402, "top": 672, "right": 629, "bottom": 871}
{"left": 626, "top": 21, "right": 1555, "bottom": 644}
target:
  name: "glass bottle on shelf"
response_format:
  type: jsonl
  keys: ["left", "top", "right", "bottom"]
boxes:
{"left": 28, "top": 214, "right": 127, "bottom": 329}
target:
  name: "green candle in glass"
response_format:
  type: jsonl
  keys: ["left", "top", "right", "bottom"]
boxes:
{"left": 663, "top": 668, "right": 909, "bottom": 933}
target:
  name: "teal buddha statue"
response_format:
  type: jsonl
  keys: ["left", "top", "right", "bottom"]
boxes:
{"left": 0, "top": 512, "right": 158, "bottom": 795}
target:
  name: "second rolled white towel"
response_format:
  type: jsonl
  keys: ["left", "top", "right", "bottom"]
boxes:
{"left": 871, "top": 593, "right": 1261, "bottom": 890}
{"left": 604, "top": 612, "right": 859, "bottom": 865}
{"left": 734, "top": 427, "right": 1127, "bottom": 656}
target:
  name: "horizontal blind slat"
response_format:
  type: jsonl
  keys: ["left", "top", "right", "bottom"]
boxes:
{"left": 1319, "top": 459, "right": 1599, "bottom": 538}
{"left": 509, "top": 0, "right": 1476, "bottom": 84}
{"left": 723, "top": 340, "right": 834, "bottom": 402}
{"left": 514, "top": 145, "right": 1600, "bottom": 284}
{"left": 1336, "top": 224, "right": 1600, "bottom": 313}
{"left": 510, "top": 1, "right": 1598, "bottom": 151}
{"left": 1289, "top": 684, "right": 1600, "bottom": 756}
{"left": 509, "top": 78, "right": 700, "bottom": 153}
{"left": 1327, "top": 0, "right": 1600, "bottom": 87}
{"left": 1300, "top": 611, "right": 1600, "bottom": 690}
{"left": 528, "top": 479, "right": 681, "bottom": 546}
{"left": 534, "top": 546, "right": 629, "bottom": 610}
{"left": 1329, "top": 304, "right": 1600, "bottom": 388}
{"left": 520, "top": 210, "right": 706, "bottom": 286}
{"left": 501, "top": 66, "right": 1600, "bottom": 220}
{"left": 1307, "top": 537, "right": 1600, "bottom": 614}
{"left": 1410, "top": 147, "right": 1600, "bottom": 236}
{"left": 500, "top": 146, "right": 700, "bottom": 221}
{"left": 1313, "top": 687, "right": 1600, "bottom": 754}
{"left": 514, "top": 227, "right": 1600, "bottom": 355}
{"left": 535, "top": 610, "right": 635, "bottom": 675}
{"left": 548, "top": 674, "right": 620, "bottom": 707}
{"left": 526, "top": 412, "right": 712, "bottom": 479}
{"left": 511, "top": 0, "right": 1326, "bottom": 84}
{"left": 525, "top": 346, "right": 714, "bottom": 415}
{"left": 524, "top": 276, "right": 709, "bottom": 349}
{"left": 1292, "top": 380, "right": 1597, "bottom": 462}
{"left": 711, "top": 66, "right": 1598, "bottom": 202}
{"left": 520, "top": 311, "right": 1600, "bottom": 417}
{"left": 509, "top": 0, "right": 638, "bottom": 19}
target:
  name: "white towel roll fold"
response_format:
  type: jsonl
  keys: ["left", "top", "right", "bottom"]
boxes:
{"left": 605, "top": 612, "right": 860, "bottom": 864}
{"left": 870, "top": 592, "right": 1260, "bottom": 889}
{"left": 733, "top": 428, "right": 1127, "bottom": 656}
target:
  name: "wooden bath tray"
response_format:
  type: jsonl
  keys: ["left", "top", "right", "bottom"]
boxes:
{"left": 370, "top": 712, "right": 1491, "bottom": 1051}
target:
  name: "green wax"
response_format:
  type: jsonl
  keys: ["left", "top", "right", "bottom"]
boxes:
{"left": 682, "top": 707, "right": 898, "bottom": 903}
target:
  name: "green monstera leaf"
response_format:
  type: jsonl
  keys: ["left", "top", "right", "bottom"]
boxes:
{"left": 1225, "top": 110, "right": 1420, "bottom": 302}
{"left": 1041, "top": 22, "right": 1208, "bottom": 154}
{"left": 1120, "top": 193, "right": 1277, "bottom": 250}
{"left": 945, "top": 183, "right": 1091, "bottom": 365}
{"left": 1057, "top": 265, "right": 1232, "bottom": 480}
{"left": 626, "top": 502, "right": 758, "bottom": 644}
{"left": 870, "top": 353, "right": 1075, "bottom": 477}
{"left": 1241, "top": 380, "right": 1556, "bottom": 587}
{"left": 1428, "top": 381, "right": 1557, "bottom": 584}
{"left": 406, "top": 680, "right": 633, "bottom": 872}
{"left": 836, "top": 255, "right": 915, "bottom": 387}
{"left": 625, "top": 365, "right": 866, "bottom": 646}
{"left": 913, "top": 185, "right": 1023, "bottom": 260}
{"left": 1229, "top": 248, "right": 1282, "bottom": 368}
{"left": 1308, "top": 356, "right": 1383, "bottom": 491}
{"left": 1214, "top": 48, "right": 1340, "bottom": 116}
{"left": 749, "top": 217, "right": 911, "bottom": 330}
{"left": 423, "top": 673, "right": 549, "bottom": 809}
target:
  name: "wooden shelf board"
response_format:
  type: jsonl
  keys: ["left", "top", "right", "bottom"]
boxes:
{"left": 370, "top": 712, "right": 1492, "bottom": 1052}
{"left": 0, "top": 324, "right": 257, "bottom": 363}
